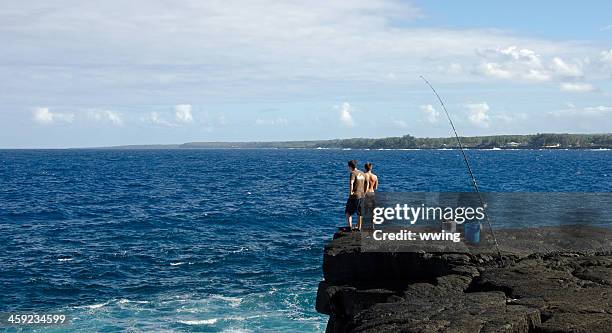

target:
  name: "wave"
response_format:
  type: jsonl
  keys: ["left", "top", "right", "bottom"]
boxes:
{"left": 296, "top": 316, "right": 324, "bottom": 322}
{"left": 230, "top": 246, "right": 248, "bottom": 254}
{"left": 178, "top": 318, "right": 218, "bottom": 325}
{"left": 75, "top": 301, "right": 109, "bottom": 309}
{"left": 76, "top": 298, "right": 150, "bottom": 310}
{"left": 176, "top": 315, "right": 263, "bottom": 326}
{"left": 118, "top": 298, "right": 149, "bottom": 305}
{"left": 211, "top": 295, "right": 243, "bottom": 307}
{"left": 226, "top": 315, "right": 264, "bottom": 321}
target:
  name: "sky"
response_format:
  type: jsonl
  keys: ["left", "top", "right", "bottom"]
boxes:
{"left": 0, "top": 0, "right": 611, "bottom": 148}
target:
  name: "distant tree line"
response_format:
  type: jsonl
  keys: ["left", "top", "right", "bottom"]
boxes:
{"left": 173, "top": 133, "right": 612, "bottom": 149}
{"left": 314, "top": 133, "right": 612, "bottom": 149}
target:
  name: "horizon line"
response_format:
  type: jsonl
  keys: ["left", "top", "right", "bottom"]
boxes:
{"left": 1, "top": 132, "right": 610, "bottom": 150}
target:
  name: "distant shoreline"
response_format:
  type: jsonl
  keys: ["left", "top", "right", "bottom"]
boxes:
{"left": 77, "top": 147, "right": 611, "bottom": 151}
{"left": 2, "top": 147, "right": 611, "bottom": 151}
{"left": 2, "top": 133, "right": 611, "bottom": 150}
{"left": 91, "top": 133, "right": 612, "bottom": 150}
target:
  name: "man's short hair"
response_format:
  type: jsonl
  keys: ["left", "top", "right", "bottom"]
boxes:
{"left": 347, "top": 160, "right": 357, "bottom": 169}
{"left": 364, "top": 162, "right": 372, "bottom": 172}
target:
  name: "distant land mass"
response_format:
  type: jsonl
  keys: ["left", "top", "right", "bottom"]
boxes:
{"left": 102, "top": 133, "right": 612, "bottom": 150}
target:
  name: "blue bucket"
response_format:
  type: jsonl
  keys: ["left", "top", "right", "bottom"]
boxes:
{"left": 464, "top": 223, "right": 481, "bottom": 244}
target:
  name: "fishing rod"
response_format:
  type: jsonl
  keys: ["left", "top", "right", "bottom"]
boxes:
{"left": 419, "top": 75, "right": 503, "bottom": 264}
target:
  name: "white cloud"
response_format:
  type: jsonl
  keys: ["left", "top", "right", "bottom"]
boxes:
{"left": 421, "top": 104, "right": 440, "bottom": 123}
{"left": 550, "top": 57, "right": 583, "bottom": 77}
{"left": 524, "top": 69, "right": 551, "bottom": 81}
{"left": 255, "top": 117, "right": 288, "bottom": 126}
{"left": 175, "top": 104, "right": 194, "bottom": 123}
{"left": 601, "top": 25, "right": 612, "bottom": 31}
{"left": 337, "top": 102, "right": 354, "bottom": 127}
{"left": 479, "top": 63, "right": 514, "bottom": 79}
{"left": 32, "top": 107, "right": 74, "bottom": 125}
{"left": 144, "top": 106, "right": 194, "bottom": 126}
{"left": 148, "top": 112, "right": 174, "bottom": 126}
{"left": 582, "top": 106, "right": 611, "bottom": 114}
{"left": 88, "top": 110, "right": 123, "bottom": 125}
{"left": 601, "top": 49, "right": 612, "bottom": 68}
{"left": 33, "top": 107, "right": 53, "bottom": 124}
{"left": 2, "top": 1, "right": 601, "bottom": 103}
{"left": 560, "top": 82, "right": 596, "bottom": 92}
{"left": 4, "top": 1, "right": 612, "bottom": 144}
{"left": 499, "top": 46, "right": 542, "bottom": 66}
{"left": 464, "top": 102, "right": 490, "bottom": 128}
{"left": 476, "top": 46, "right": 593, "bottom": 84}
{"left": 477, "top": 46, "right": 548, "bottom": 81}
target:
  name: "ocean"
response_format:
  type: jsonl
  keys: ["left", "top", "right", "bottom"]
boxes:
{"left": 0, "top": 149, "right": 610, "bottom": 332}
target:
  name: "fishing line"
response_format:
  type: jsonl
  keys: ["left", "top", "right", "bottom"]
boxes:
{"left": 420, "top": 75, "right": 504, "bottom": 264}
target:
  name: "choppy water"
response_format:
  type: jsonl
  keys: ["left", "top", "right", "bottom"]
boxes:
{"left": 0, "top": 149, "right": 610, "bottom": 332}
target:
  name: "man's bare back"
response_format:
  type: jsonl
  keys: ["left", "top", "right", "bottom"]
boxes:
{"left": 365, "top": 172, "right": 378, "bottom": 192}
{"left": 363, "top": 162, "right": 378, "bottom": 193}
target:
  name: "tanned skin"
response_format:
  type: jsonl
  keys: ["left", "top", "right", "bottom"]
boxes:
{"left": 364, "top": 163, "right": 378, "bottom": 230}
{"left": 346, "top": 165, "right": 361, "bottom": 229}
{"left": 364, "top": 170, "right": 378, "bottom": 193}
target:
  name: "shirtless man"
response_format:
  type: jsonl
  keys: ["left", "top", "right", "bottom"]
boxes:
{"left": 345, "top": 160, "right": 366, "bottom": 231}
{"left": 364, "top": 162, "right": 378, "bottom": 193}
{"left": 363, "top": 162, "right": 378, "bottom": 229}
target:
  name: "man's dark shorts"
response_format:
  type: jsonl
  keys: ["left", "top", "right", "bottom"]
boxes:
{"left": 345, "top": 197, "right": 364, "bottom": 216}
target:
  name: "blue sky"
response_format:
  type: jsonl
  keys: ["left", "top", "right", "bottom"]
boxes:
{"left": 0, "top": 0, "right": 611, "bottom": 148}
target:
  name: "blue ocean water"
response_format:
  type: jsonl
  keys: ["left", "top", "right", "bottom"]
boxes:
{"left": 0, "top": 149, "right": 610, "bottom": 332}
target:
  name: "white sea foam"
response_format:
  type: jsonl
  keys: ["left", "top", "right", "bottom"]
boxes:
{"left": 211, "top": 295, "right": 243, "bottom": 307}
{"left": 118, "top": 298, "right": 149, "bottom": 304}
{"left": 160, "top": 294, "right": 194, "bottom": 304}
{"left": 58, "top": 258, "right": 73, "bottom": 262}
{"left": 178, "top": 318, "right": 218, "bottom": 325}
{"left": 230, "top": 247, "right": 248, "bottom": 254}
{"left": 76, "top": 301, "right": 108, "bottom": 309}
{"left": 296, "top": 316, "right": 322, "bottom": 321}
{"left": 225, "top": 315, "right": 263, "bottom": 321}
{"left": 170, "top": 262, "right": 184, "bottom": 266}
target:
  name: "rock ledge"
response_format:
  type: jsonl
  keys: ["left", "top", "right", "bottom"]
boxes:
{"left": 316, "top": 226, "right": 612, "bottom": 333}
